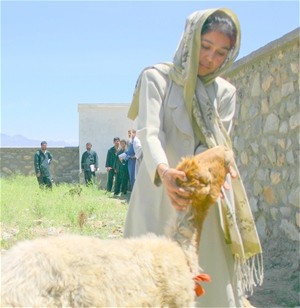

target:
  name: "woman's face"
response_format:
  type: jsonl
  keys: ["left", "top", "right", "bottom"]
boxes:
{"left": 198, "top": 30, "right": 231, "bottom": 77}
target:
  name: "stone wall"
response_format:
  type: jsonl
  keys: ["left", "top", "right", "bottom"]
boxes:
{"left": 0, "top": 147, "right": 79, "bottom": 184}
{"left": 224, "top": 28, "right": 299, "bottom": 306}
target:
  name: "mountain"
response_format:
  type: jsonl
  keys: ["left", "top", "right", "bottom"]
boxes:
{"left": 0, "top": 134, "right": 77, "bottom": 147}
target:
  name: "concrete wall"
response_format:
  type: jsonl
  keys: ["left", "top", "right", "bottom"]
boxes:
{"left": 78, "top": 104, "right": 135, "bottom": 173}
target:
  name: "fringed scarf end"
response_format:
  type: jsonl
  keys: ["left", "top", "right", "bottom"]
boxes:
{"left": 234, "top": 253, "right": 264, "bottom": 296}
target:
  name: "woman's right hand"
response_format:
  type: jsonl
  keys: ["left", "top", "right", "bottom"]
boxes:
{"left": 157, "top": 164, "right": 192, "bottom": 211}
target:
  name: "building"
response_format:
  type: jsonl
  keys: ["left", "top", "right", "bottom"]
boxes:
{"left": 78, "top": 103, "right": 134, "bottom": 172}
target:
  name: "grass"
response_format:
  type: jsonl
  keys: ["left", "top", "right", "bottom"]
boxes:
{"left": 0, "top": 175, "right": 129, "bottom": 250}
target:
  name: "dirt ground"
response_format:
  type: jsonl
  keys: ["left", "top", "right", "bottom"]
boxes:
{"left": 247, "top": 243, "right": 299, "bottom": 308}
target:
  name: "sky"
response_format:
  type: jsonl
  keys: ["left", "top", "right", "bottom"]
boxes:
{"left": 1, "top": 0, "right": 299, "bottom": 145}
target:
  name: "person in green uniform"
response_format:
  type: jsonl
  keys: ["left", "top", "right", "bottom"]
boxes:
{"left": 81, "top": 142, "right": 99, "bottom": 186}
{"left": 105, "top": 137, "right": 120, "bottom": 193}
{"left": 34, "top": 141, "right": 53, "bottom": 189}
{"left": 114, "top": 139, "right": 129, "bottom": 196}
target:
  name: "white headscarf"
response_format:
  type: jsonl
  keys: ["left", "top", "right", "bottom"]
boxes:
{"left": 128, "top": 8, "right": 241, "bottom": 121}
{"left": 169, "top": 8, "right": 241, "bottom": 124}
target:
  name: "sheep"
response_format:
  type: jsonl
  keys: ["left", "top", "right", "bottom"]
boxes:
{"left": 1, "top": 145, "right": 233, "bottom": 308}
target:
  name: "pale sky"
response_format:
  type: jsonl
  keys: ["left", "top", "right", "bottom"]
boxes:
{"left": 1, "top": 0, "right": 299, "bottom": 145}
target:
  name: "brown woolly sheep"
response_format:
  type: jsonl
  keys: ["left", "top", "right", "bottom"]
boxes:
{"left": 1, "top": 145, "right": 233, "bottom": 307}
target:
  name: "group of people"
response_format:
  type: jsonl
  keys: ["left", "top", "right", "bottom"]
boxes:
{"left": 34, "top": 129, "right": 143, "bottom": 193}
{"left": 105, "top": 129, "right": 143, "bottom": 196}
{"left": 34, "top": 140, "right": 100, "bottom": 189}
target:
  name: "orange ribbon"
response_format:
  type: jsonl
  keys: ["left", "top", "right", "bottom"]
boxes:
{"left": 193, "top": 273, "right": 211, "bottom": 296}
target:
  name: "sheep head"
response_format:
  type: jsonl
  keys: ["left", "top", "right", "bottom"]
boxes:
{"left": 175, "top": 146, "right": 234, "bottom": 243}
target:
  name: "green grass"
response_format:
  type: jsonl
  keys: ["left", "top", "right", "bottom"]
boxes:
{"left": 1, "top": 175, "right": 129, "bottom": 250}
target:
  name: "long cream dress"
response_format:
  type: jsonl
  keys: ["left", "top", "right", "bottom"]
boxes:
{"left": 124, "top": 67, "right": 244, "bottom": 307}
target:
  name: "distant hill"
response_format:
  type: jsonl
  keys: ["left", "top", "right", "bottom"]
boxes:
{"left": 0, "top": 134, "right": 76, "bottom": 147}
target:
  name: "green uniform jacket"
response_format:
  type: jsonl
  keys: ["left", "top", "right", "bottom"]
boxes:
{"left": 34, "top": 150, "right": 53, "bottom": 177}
{"left": 81, "top": 150, "right": 99, "bottom": 171}
{"left": 105, "top": 146, "right": 118, "bottom": 169}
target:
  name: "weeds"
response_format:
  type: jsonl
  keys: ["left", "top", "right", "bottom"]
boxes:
{"left": 1, "top": 175, "right": 129, "bottom": 250}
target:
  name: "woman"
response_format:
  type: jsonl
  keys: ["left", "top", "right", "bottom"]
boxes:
{"left": 125, "top": 8, "right": 263, "bottom": 307}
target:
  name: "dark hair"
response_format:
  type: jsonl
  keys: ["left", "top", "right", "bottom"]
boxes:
{"left": 113, "top": 137, "right": 120, "bottom": 141}
{"left": 41, "top": 141, "right": 47, "bottom": 145}
{"left": 201, "top": 11, "right": 237, "bottom": 48}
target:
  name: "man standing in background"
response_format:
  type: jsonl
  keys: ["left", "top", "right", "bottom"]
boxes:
{"left": 132, "top": 130, "right": 143, "bottom": 181}
{"left": 81, "top": 142, "right": 99, "bottom": 186}
{"left": 114, "top": 139, "right": 130, "bottom": 196}
{"left": 126, "top": 129, "right": 132, "bottom": 147}
{"left": 105, "top": 137, "right": 120, "bottom": 193}
{"left": 34, "top": 141, "right": 53, "bottom": 189}
{"left": 125, "top": 129, "right": 136, "bottom": 190}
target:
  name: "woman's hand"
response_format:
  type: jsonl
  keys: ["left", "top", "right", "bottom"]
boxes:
{"left": 157, "top": 162, "right": 237, "bottom": 209}
{"left": 157, "top": 164, "right": 192, "bottom": 211}
{"left": 221, "top": 165, "right": 237, "bottom": 197}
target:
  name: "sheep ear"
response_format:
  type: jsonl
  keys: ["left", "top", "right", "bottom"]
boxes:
{"left": 224, "top": 149, "right": 234, "bottom": 166}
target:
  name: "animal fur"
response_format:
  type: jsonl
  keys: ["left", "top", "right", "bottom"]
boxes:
{"left": 176, "top": 145, "right": 233, "bottom": 247}
{"left": 1, "top": 145, "right": 233, "bottom": 307}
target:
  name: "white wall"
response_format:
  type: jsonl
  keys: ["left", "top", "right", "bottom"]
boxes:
{"left": 78, "top": 103, "right": 135, "bottom": 172}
